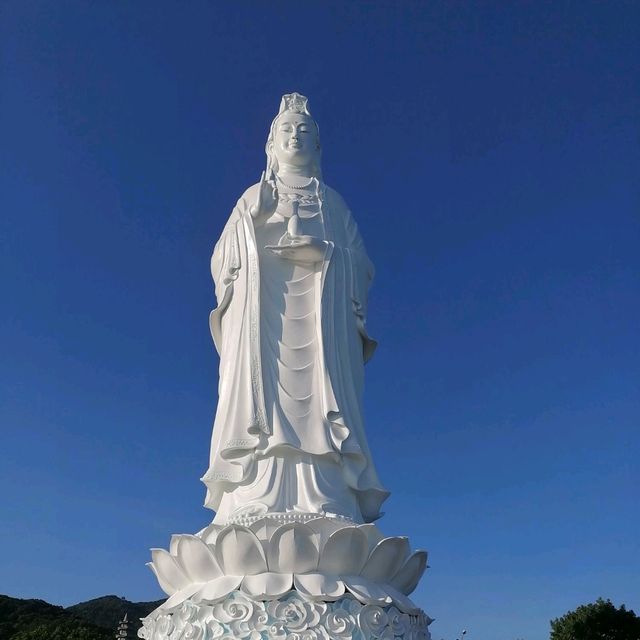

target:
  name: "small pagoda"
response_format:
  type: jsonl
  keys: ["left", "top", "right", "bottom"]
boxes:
{"left": 114, "top": 613, "right": 136, "bottom": 640}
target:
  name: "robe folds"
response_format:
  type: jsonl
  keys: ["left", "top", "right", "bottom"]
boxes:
{"left": 202, "top": 182, "right": 389, "bottom": 524}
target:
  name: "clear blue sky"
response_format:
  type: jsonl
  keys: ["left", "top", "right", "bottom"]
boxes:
{"left": 1, "top": 2, "right": 638, "bottom": 639}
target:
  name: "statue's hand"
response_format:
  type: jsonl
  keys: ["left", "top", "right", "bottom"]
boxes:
{"left": 266, "top": 235, "right": 327, "bottom": 263}
{"left": 250, "top": 171, "right": 278, "bottom": 223}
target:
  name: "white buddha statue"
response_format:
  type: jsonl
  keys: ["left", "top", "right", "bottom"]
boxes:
{"left": 202, "top": 93, "right": 389, "bottom": 526}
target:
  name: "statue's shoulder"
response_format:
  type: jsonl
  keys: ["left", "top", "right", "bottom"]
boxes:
{"left": 323, "top": 186, "right": 356, "bottom": 226}
{"left": 221, "top": 183, "right": 259, "bottom": 227}
{"left": 236, "top": 183, "right": 260, "bottom": 211}
{"left": 241, "top": 183, "right": 261, "bottom": 201}
{"left": 323, "top": 184, "right": 349, "bottom": 210}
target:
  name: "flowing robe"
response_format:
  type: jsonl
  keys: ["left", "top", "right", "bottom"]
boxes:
{"left": 202, "top": 182, "right": 389, "bottom": 524}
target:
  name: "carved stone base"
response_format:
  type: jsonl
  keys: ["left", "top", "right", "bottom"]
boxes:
{"left": 143, "top": 517, "right": 432, "bottom": 638}
{"left": 138, "top": 591, "right": 432, "bottom": 640}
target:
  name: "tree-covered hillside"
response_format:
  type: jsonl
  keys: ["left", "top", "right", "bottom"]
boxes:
{"left": 0, "top": 594, "right": 163, "bottom": 640}
{"left": 0, "top": 595, "right": 111, "bottom": 640}
{"left": 68, "top": 595, "right": 163, "bottom": 633}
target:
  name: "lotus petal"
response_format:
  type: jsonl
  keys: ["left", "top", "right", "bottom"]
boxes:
{"left": 159, "top": 583, "right": 203, "bottom": 612}
{"left": 319, "top": 527, "right": 368, "bottom": 575}
{"left": 147, "top": 563, "right": 174, "bottom": 597}
{"left": 389, "top": 550, "right": 428, "bottom": 595}
{"left": 294, "top": 573, "right": 345, "bottom": 600}
{"left": 214, "top": 525, "right": 267, "bottom": 575}
{"left": 176, "top": 534, "right": 222, "bottom": 583}
{"left": 241, "top": 572, "right": 293, "bottom": 599}
{"left": 195, "top": 575, "right": 243, "bottom": 602}
{"left": 169, "top": 535, "right": 182, "bottom": 556}
{"left": 249, "top": 516, "right": 282, "bottom": 542}
{"left": 357, "top": 523, "right": 385, "bottom": 552}
{"left": 197, "top": 523, "right": 223, "bottom": 545}
{"left": 342, "top": 575, "right": 392, "bottom": 605}
{"left": 361, "top": 537, "right": 410, "bottom": 582}
{"left": 306, "top": 517, "right": 349, "bottom": 547}
{"left": 384, "top": 584, "right": 421, "bottom": 615}
{"left": 267, "top": 523, "right": 319, "bottom": 573}
{"left": 150, "top": 549, "right": 190, "bottom": 594}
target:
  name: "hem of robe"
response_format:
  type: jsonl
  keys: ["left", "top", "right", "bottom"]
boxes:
{"left": 202, "top": 443, "right": 390, "bottom": 524}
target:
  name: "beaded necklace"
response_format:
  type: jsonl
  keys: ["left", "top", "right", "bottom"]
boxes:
{"left": 276, "top": 174, "right": 315, "bottom": 190}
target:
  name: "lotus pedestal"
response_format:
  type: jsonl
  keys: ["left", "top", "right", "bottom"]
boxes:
{"left": 139, "top": 516, "right": 432, "bottom": 639}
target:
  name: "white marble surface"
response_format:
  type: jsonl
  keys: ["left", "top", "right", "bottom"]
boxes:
{"left": 147, "top": 517, "right": 427, "bottom": 614}
{"left": 144, "top": 95, "right": 430, "bottom": 634}
{"left": 202, "top": 93, "right": 388, "bottom": 525}
{"left": 139, "top": 591, "right": 433, "bottom": 640}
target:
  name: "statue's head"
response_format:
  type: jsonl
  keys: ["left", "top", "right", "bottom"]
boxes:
{"left": 266, "top": 93, "right": 321, "bottom": 178}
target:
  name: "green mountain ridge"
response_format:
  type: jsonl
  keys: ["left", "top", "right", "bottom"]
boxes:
{"left": 68, "top": 595, "right": 164, "bottom": 632}
{"left": 0, "top": 595, "right": 164, "bottom": 640}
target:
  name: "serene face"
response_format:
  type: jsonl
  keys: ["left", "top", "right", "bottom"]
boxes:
{"left": 272, "top": 112, "right": 319, "bottom": 169}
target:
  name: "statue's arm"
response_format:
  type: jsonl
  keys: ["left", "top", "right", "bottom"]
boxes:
{"left": 209, "top": 218, "right": 241, "bottom": 353}
{"left": 209, "top": 186, "right": 261, "bottom": 352}
{"left": 341, "top": 202, "right": 374, "bottom": 317}
{"left": 334, "top": 192, "right": 377, "bottom": 362}
{"left": 209, "top": 189, "right": 256, "bottom": 353}
{"left": 211, "top": 218, "right": 241, "bottom": 304}
{"left": 210, "top": 185, "right": 259, "bottom": 303}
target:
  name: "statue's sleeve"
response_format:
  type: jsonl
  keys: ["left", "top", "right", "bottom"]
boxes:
{"left": 209, "top": 186, "right": 258, "bottom": 353}
{"left": 341, "top": 203, "right": 377, "bottom": 362}
{"left": 209, "top": 211, "right": 242, "bottom": 354}
{"left": 211, "top": 220, "right": 241, "bottom": 304}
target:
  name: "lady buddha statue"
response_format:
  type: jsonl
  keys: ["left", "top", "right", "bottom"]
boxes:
{"left": 202, "top": 93, "right": 389, "bottom": 526}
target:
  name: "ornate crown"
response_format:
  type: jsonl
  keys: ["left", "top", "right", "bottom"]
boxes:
{"left": 278, "top": 92, "right": 311, "bottom": 116}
